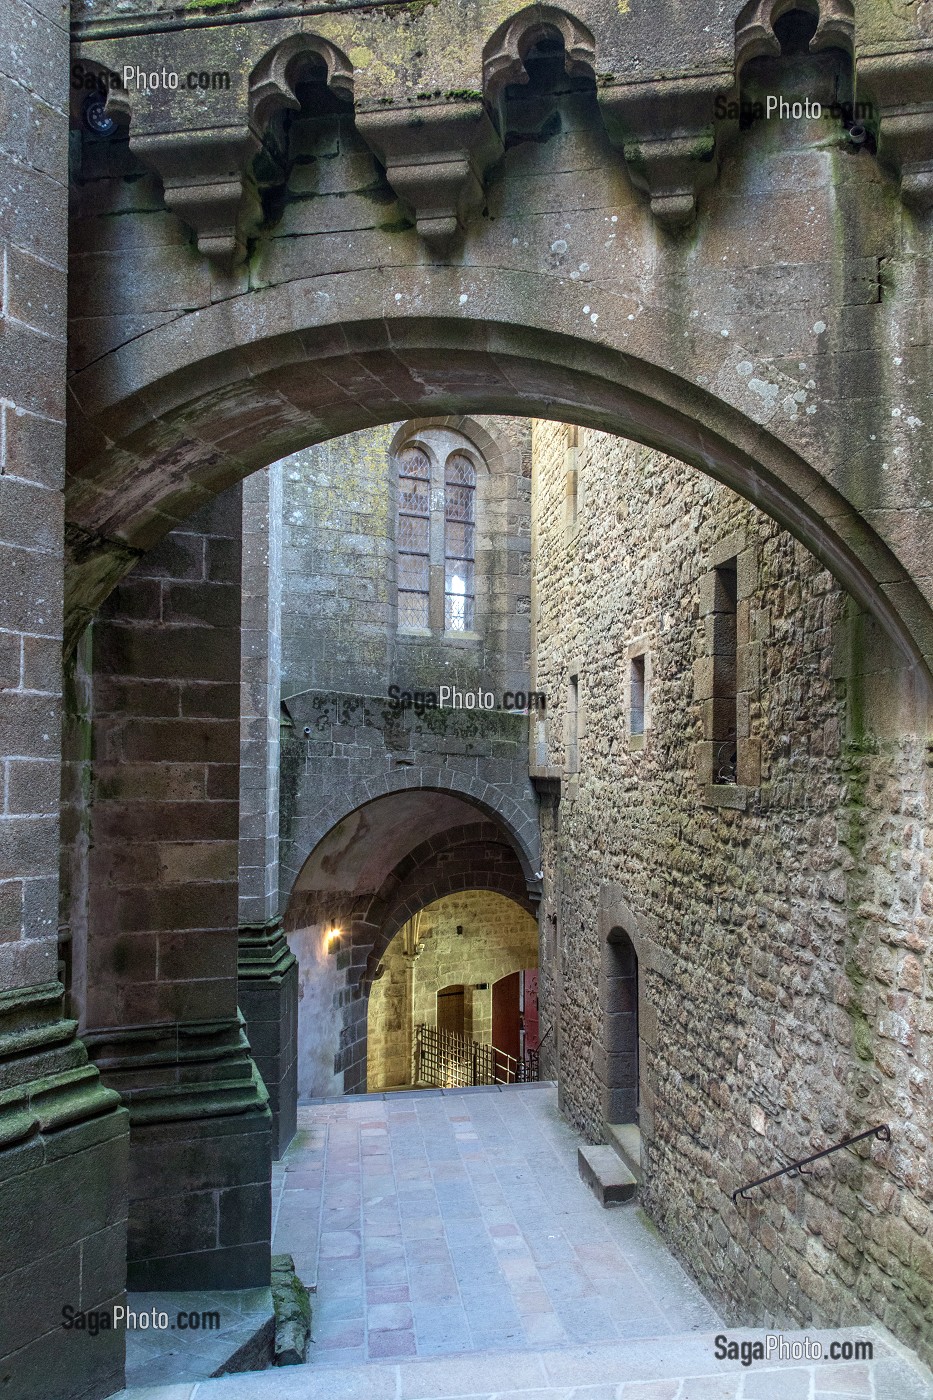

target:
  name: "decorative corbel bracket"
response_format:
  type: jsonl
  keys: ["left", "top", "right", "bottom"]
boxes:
{"left": 356, "top": 101, "right": 503, "bottom": 249}
{"left": 103, "top": 34, "right": 356, "bottom": 267}
{"left": 249, "top": 33, "right": 355, "bottom": 129}
{"left": 734, "top": 0, "right": 854, "bottom": 69}
{"left": 129, "top": 128, "right": 262, "bottom": 264}
{"left": 857, "top": 50, "right": 933, "bottom": 212}
{"left": 483, "top": 3, "right": 597, "bottom": 98}
{"left": 598, "top": 74, "right": 731, "bottom": 230}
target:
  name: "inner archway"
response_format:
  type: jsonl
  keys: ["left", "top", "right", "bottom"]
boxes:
{"left": 283, "top": 792, "right": 538, "bottom": 1098}
{"left": 367, "top": 891, "right": 539, "bottom": 1092}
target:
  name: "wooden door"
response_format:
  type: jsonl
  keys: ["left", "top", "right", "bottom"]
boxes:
{"left": 437, "top": 984, "right": 465, "bottom": 1036}
{"left": 492, "top": 971, "right": 521, "bottom": 1078}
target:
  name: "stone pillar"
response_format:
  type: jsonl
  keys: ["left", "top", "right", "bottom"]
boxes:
{"left": 0, "top": 10, "right": 131, "bottom": 1400}
{"left": 238, "top": 466, "right": 297, "bottom": 1157}
{"left": 83, "top": 487, "right": 272, "bottom": 1290}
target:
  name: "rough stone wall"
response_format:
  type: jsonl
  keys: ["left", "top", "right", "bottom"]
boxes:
{"left": 368, "top": 891, "right": 538, "bottom": 1089}
{"left": 532, "top": 421, "right": 933, "bottom": 1362}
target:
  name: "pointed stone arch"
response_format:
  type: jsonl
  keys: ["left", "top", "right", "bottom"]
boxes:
{"left": 483, "top": 4, "right": 598, "bottom": 99}
{"left": 248, "top": 33, "right": 355, "bottom": 129}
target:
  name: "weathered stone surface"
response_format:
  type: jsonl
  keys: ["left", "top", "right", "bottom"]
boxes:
{"left": 578, "top": 1144, "right": 638, "bottom": 1206}
{"left": 64, "top": 5, "right": 933, "bottom": 692}
{"left": 532, "top": 418, "right": 933, "bottom": 1364}
{"left": 271, "top": 1253, "right": 312, "bottom": 1367}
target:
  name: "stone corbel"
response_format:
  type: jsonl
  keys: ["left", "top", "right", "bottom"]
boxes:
{"left": 598, "top": 74, "right": 730, "bottom": 230}
{"left": 356, "top": 101, "right": 503, "bottom": 249}
{"left": 130, "top": 128, "right": 262, "bottom": 264}
{"left": 857, "top": 51, "right": 933, "bottom": 211}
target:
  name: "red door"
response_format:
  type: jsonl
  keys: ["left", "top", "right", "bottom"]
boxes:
{"left": 492, "top": 972, "right": 521, "bottom": 1080}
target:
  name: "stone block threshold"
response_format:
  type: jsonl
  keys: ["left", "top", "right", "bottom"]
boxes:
{"left": 578, "top": 1122, "right": 643, "bottom": 1206}
{"left": 123, "top": 1289, "right": 274, "bottom": 1390}
{"left": 123, "top": 1259, "right": 310, "bottom": 1389}
{"left": 107, "top": 1326, "right": 933, "bottom": 1400}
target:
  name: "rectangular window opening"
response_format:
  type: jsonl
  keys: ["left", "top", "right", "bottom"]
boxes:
{"left": 566, "top": 674, "right": 579, "bottom": 774}
{"left": 711, "top": 559, "right": 738, "bottom": 783}
{"left": 630, "top": 654, "right": 646, "bottom": 737}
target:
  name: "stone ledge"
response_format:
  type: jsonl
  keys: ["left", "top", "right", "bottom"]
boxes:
{"left": 577, "top": 1145, "right": 637, "bottom": 1207}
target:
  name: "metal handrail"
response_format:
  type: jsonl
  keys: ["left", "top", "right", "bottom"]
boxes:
{"left": 415, "top": 1023, "right": 539, "bottom": 1089}
{"left": 732, "top": 1124, "right": 891, "bottom": 1204}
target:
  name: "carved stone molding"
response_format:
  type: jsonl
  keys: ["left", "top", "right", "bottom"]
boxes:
{"left": 599, "top": 74, "right": 730, "bottom": 229}
{"left": 356, "top": 101, "right": 503, "bottom": 249}
{"left": 483, "top": 3, "right": 597, "bottom": 98}
{"left": 84, "top": 1012, "right": 270, "bottom": 1125}
{"left": 858, "top": 50, "right": 933, "bottom": 211}
{"left": 734, "top": 0, "right": 854, "bottom": 70}
{"left": 0, "top": 981, "right": 125, "bottom": 1150}
{"left": 238, "top": 918, "right": 297, "bottom": 984}
{"left": 130, "top": 128, "right": 262, "bottom": 263}
{"left": 249, "top": 34, "right": 354, "bottom": 128}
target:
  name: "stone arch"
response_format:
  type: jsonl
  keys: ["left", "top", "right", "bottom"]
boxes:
{"left": 281, "top": 766, "right": 540, "bottom": 905}
{"left": 483, "top": 4, "right": 599, "bottom": 98}
{"left": 388, "top": 416, "right": 509, "bottom": 480}
{"left": 358, "top": 821, "right": 536, "bottom": 993}
{"left": 248, "top": 33, "right": 355, "bottom": 129}
{"left": 65, "top": 286, "right": 933, "bottom": 688}
{"left": 65, "top": 294, "right": 930, "bottom": 688}
{"left": 734, "top": 0, "right": 854, "bottom": 68}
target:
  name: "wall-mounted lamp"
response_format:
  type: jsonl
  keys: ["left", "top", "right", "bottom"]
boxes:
{"left": 325, "top": 927, "right": 343, "bottom": 953}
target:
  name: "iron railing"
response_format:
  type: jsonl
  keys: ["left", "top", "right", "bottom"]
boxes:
{"left": 415, "top": 1024, "right": 539, "bottom": 1089}
{"left": 732, "top": 1124, "right": 891, "bottom": 1203}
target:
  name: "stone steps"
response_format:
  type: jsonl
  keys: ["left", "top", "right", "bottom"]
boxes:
{"left": 109, "top": 1327, "right": 933, "bottom": 1400}
{"left": 577, "top": 1143, "right": 638, "bottom": 1205}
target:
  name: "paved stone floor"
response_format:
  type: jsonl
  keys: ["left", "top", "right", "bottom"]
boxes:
{"left": 109, "top": 1084, "right": 933, "bottom": 1400}
{"left": 276, "top": 1082, "right": 718, "bottom": 1363}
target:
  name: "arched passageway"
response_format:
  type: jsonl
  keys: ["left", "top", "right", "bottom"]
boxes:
{"left": 282, "top": 793, "right": 538, "bottom": 1097}
{"left": 65, "top": 311, "right": 933, "bottom": 689}
{"left": 66, "top": 0, "right": 933, "bottom": 685}
{"left": 367, "top": 890, "right": 539, "bottom": 1092}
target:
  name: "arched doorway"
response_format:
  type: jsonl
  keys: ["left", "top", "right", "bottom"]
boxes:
{"left": 601, "top": 927, "right": 640, "bottom": 1129}
{"left": 367, "top": 891, "right": 539, "bottom": 1092}
{"left": 283, "top": 797, "right": 538, "bottom": 1098}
